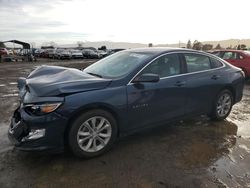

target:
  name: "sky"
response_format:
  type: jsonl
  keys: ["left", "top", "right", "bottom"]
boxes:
{"left": 0, "top": 0, "right": 250, "bottom": 46}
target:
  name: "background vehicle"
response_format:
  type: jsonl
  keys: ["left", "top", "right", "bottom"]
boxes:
{"left": 34, "top": 49, "right": 44, "bottom": 57}
{"left": 47, "top": 49, "right": 56, "bottom": 58}
{"left": 82, "top": 49, "right": 100, "bottom": 59}
{"left": 55, "top": 49, "right": 72, "bottom": 59}
{"left": 8, "top": 48, "right": 245, "bottom": 158}
{"left": 0, "top": 48, "right": 8, "bottom": 56}
{"left": 70, "top": 50, "right": 83, "bottom": 59}
{"left": 40, "top": 49, "right": 50, "bottom": 58}
{"left": 97, "top": 50, "right": 108, "bottom": 58}
{"left": 211, "top": 50, "right": 250, "bottom": 78}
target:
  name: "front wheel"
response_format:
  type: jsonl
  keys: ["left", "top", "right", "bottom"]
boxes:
{"left": 68, "top": 110, "right": 118, "bottom": 158}
{"left": 210, "top": 90, "right": 233, "bottom": 121}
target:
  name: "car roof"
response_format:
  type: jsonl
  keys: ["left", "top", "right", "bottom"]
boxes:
{"left": 212, "top": 49, "right": 244, "bottom": 53}
{"left": 125, "top": 47, "right": 202, "bottom": 56}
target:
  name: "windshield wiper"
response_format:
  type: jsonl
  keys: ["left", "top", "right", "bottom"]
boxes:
{"left": 86, "top": 72, "right": 103, "bottom": 78}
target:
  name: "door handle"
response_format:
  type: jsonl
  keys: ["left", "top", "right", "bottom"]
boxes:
{"left": 174, "top": 81, "right": 186, "bottom": 87}
{"left": 211, "top": 75, "right": 220, "bottom": 80}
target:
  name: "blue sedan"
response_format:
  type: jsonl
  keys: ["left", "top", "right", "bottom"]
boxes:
{"left": 8, "top": 48, "right": 245, "bottom": 157}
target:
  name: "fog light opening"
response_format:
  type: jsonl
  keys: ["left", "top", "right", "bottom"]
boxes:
{"left": 22, "top": 129, "right": 46, "bottom": 141}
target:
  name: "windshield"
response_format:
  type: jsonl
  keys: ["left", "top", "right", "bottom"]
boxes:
{"left": 84, "top": 51, "right": 152, "bottom": 78}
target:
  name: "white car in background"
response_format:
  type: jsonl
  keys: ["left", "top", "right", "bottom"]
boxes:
{"left": 97, "top": 50, "right": 108, "bottom": 58}
{"left": 55, "top": 49, "right": 72, "bottom": 59}
{"left": 47, "top": 49, "right": 56, "bottom": 58}
{"left": 82, "top": 49, "right": 100, "bottom": 59}
{"left": 70, "top": 50, "right": 83, "bottom": 59}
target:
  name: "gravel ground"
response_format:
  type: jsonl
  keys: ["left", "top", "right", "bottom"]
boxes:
{"left": 0, "top": 59, "right": 249, "bottom": 188}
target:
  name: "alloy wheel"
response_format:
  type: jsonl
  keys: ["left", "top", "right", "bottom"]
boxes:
{"left": 77, "top": 116, "right": 112, "bottom": 152}
{"left": 216, "top": 93, "right": 232, "bottom": 117}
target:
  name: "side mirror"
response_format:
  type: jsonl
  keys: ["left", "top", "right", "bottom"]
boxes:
{"left": 133, "top": 73, "right": 160, "bottom": 83}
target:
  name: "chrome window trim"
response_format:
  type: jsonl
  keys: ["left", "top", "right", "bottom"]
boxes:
{"left": 127, "top": 51, "right": 226, "bottom": 85}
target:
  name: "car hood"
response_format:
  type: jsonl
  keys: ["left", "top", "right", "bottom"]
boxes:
{"left": 17, "top": 65, "right": 112, "bottom": 97}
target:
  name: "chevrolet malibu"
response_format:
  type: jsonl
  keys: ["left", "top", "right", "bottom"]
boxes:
{"left": 8, "top": 48, "right": 245, "bottom": 158}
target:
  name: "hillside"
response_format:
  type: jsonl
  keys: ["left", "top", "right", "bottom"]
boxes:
{"left": 58, "top": 39, "right": 250, "bottom": 49}
{"left": 156, "top": 39, "right": 250, "bottom": 48}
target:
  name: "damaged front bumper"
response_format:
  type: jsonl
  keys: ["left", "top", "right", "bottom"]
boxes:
{"left": 8, "top": 107, "right": 68, "bottom": 152}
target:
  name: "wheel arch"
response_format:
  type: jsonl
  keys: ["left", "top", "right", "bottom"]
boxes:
{"left": 64, "top": 103, "right": 121, "bottom": 146}
{"left": 209, "top": 86, "right": 235, "bottom": 120}
{"left": 218, "top": 86, "right": 236, "bottom": 104}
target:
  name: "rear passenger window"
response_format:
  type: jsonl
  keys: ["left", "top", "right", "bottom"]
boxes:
{"left": 184, "top": 54, "right": 211, "bottom": 73}
{"left": 210, "top": 57, "right": 223, "bottom": 68}
{"left": 222, "top": 52, "right": 237, "bottom": 60}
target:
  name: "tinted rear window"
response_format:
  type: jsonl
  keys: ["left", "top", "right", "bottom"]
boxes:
{"left": 184, "top": 54, "right": 211, "bottom": 73}
{"left": 210, "top": 57, "right": 223, "bottom": 68}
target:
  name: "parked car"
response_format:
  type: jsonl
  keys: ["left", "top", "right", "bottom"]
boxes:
{"left": 70, "top": 50, "right": 83, "bottom": 59}
{"left": 0, "top": 48, "right": 8, "bottom": 56}
{"left": 34, "top": 49, "right": 44, "bottom": 57}
{"left": 48, "top": 49, "right": 56, "bottom": 58}
{"left": 82, "top": 49, "right": 99, "bottom": 59}
{"left": 8, "top": 48, "right": 245, "bottom": 158}
{"left": 54, "top": 49, "right": 72, "bottom": 59}
{"left": 211, "top": 50, "right": 250, "bottom": 78}
{"left": 40, "top": 50, "right": 50, "bottom": 58}
{"left": 97, "top": 50, "right": 108, "bottom": 58}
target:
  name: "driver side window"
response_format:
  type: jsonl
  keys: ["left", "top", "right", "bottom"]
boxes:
{"left": 140, "top": 54, "right": 181, "bottom": 78}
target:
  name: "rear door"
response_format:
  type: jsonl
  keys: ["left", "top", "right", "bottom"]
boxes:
{"left": 181, "top": 53, "right": 225, "bottom": 115}
{"left": 126, "top": 53, "right": 187, "bottom": 130}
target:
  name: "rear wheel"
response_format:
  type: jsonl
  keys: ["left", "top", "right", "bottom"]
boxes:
{"left": 68, "top": 109, "right": 118, "bottom": 158}
{"left": 210, "top": 90, "right": 233, "bottom": 121}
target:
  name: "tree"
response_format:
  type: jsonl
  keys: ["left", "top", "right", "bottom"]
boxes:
{"left": 77, "top": 41, "right": 84, "bottom": 48}
{"left": 226, "top": 45, "right": 233, "bottom": 49}
{"left": 186, "top": 40, "right": 192, "bottom": 49}
{"left": 192, "top": 40, "right": 203, "bottom": 50}
{"left": 215, "top": 44, "right": 222, "bottom": 50}
{"left": 241, "top": 44, "right": 247, "bottom": 50}
{"left": 237, "top": 44, "right": 247, "bottom": 50}
{"left": 0, "top": 41, "right": 6, "bottom": 48}
{"left": 48, "top": 41, "right": 57, "bottom": 48}
{"left": 98, "top": 46, "right": 107, "bottom": 51}
{"left": 202, "top": 44, "right": 213, "bottom": 51}
{"left": 233, "top": 45, "right": 238, "bottom": 49}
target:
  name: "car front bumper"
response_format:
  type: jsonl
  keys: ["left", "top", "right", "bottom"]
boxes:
{"left": 8, "top": 107, "right": 68, "bottom": 152}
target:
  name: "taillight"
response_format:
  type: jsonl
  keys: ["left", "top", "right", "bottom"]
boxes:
{"left": 240, "top": 70, "right": 245, "bottom": 78}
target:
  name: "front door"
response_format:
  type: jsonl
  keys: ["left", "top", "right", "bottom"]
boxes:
{"left": 126, "top": 53, "right": 187, "bottom": 131}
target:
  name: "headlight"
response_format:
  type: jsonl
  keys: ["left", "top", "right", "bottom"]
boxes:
{"left": 24, "top": 103, "right": 62, "bottom": 115}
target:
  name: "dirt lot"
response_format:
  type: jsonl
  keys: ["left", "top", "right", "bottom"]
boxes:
{"left": 0, "top": 59, "right": 249, "bottom": 188}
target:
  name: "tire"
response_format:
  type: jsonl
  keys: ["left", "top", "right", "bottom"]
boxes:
{"left": 210, "top": 89, "right": 233, "bottom": 121}
{"left": 68, "top": 109, "right": 118, "bottom": 158}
